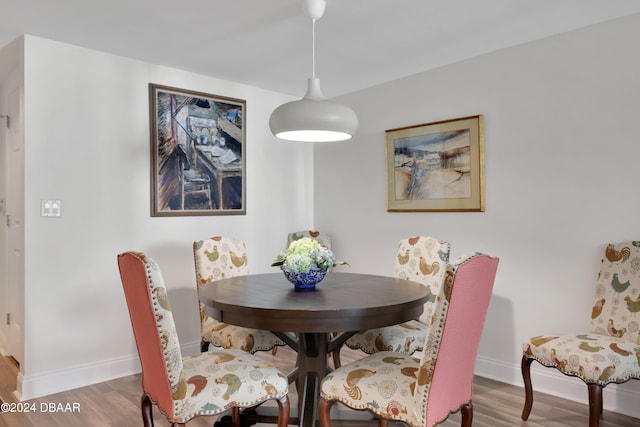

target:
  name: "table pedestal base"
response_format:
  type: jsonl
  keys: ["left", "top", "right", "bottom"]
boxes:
{"left": 295, "top": 333, "right": 327, "bottom": 427}
{"left": 212, "top": 406, "right": 379, "bottom": 427}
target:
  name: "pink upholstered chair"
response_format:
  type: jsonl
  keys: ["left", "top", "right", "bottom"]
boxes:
{"left": 319, "top": 253, "right": 499, "bottom": 427}
{"left": 117, "top": 251, "right": 290, "bottom": 427}
{"left": 342, "top": 236, "right": 450, "bottom": 360}
{"left": 193, "top": 236, "right": 285, "bottom": 354}
{"left": 521, "top": 240, "right": 640, "bottom": 427}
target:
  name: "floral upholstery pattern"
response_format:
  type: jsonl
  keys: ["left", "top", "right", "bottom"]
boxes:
{"left": 193, "top": 236, "right": 285, "bottom": 353}
{"left": 320, "top": 253, "right": 499, "bottom": 427}
{"left": 287, "top": 230, "right": 332, "bottom": 249}
{"left": 118, "top": 252, "right": 289, "bottom": 425}
{"left": 345, "top": 236, "right": 450, "bottom": 355}
{"left": 523, "top": 241, "right": 640, "bottom": 386}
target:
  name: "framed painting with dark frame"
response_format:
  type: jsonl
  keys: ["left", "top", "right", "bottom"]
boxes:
{"left": 149, "top": 83, "right": 246, "bottom": 216}
{"left": 385, "top": 115, "right": 485, "bottom": 212}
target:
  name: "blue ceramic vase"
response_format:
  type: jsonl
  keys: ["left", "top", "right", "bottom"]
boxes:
{"left": 283, "top": 269, "right": 326, "bottom": 290}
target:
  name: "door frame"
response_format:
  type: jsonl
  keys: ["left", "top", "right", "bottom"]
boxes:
{"left": 1, "top": 83, "right": 25, "bottom": 373}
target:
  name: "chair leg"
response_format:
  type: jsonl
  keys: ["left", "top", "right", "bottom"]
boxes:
{"left": 460, "top": 401, "right": 473, "bottom": 427}
{"left": 379, "top": 418, "right": 389, "bottom": 427}
{"left": 521, "top": 355, "right": 535, "bottom": 420}
{"left": 599, "top": 389, "right": 603, "bottom": 414}
{"left": 332, "top": 343, "right": 342, "bottom": 369}
{"left": 330, "top": 332, "right": 342, "bottom": 369}
{"left": 276, "top": 394, "right": 291, "bottom": 427}
{"left": 287, "top": 367, "right": 299, "bottom": 385}
{"left": 141, "top": 394, "right": 154, "bottom": 427}
{"left": 272, "top": 346, "right": 278, "bottom": 356}
{"left": 319, "top": 399, "right": 335, "bottom": 427}
{"left": 231, "top": 407, "right": 241, "bottom": 427}
{"left": 588, "top": 383, "right": 603, "bottom": 427}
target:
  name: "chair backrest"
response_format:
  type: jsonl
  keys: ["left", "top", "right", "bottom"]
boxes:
{"left": 193, "top": 236, "right": 249, "bottom": 285}
{"left": 590, "top": 240, "right": 640, "bottom": 342}
{"left": 117, "top": 251, "right": 184, "bottom": 420}
{"left": 287, "top": 230, "right": 332, "bottom": 249}
{"left": 393, "top": 236, "right": 450, "bottom": 324}
{"left": 412, "top": 253, "right": 499, "bottom": 427}
{"left": 193, "top": 236, "right": 249, "bottom": 323}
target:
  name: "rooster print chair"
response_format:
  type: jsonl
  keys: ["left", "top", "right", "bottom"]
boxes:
{"left": 319, "top": 253, "right": 499, "bottom": 427}
{"left": 287, "top": 230, "right": 332, "bottom": 249}
{"left": 117, "top": 251, "right": 290, "bottom": 427}
{"left": 339, "top": 236, "right": 450, "bottom": 366}
{"left": 193, "top": 236, "right": 285, "bottom": 354}
{"left": 521, "top": 240, "right": 640, "bottom": 427}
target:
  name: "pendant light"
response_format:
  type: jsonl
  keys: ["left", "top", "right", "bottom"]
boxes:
{"left": 269, "top": 0, "right": 358, "bottom": 142}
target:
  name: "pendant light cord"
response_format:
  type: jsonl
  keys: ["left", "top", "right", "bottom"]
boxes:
{"left": 311, "top": 18, "right": 316, "bottom": 79}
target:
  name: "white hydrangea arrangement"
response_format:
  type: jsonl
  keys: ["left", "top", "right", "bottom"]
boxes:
{"left": 271, "top": 237, "right": 347, "bottom": 274}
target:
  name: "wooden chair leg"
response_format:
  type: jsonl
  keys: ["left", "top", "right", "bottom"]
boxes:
{"left": 319, "top": 399, "right": 335, "bottom": 427}
{"left": 272, "top": 346, "right": 278, "bottom": 356}
{"left": 287, "top": 367, "right": 299, "bottom": 385}
{"left": 460, "top": 401, "right": 473, "bottom": 427}
{"left": 231, "top": 407, "right": 241, "bottom": 427}
{"left": 521, "top": 355, "right": 535, "bottom": 420}
{"left": 276, "top": 394, "right": 291, "bottom": 427}
{"left": 599, "top": 389, "right": 603, "bottom": 414}
{"left": 588, "top": 383, "right": 603, "bottom": 427}
{"left": 332, "top": 343, "right": 342, "bottom": 369}
{"left": 141, "top": 394, "right": 154, "bottom": 427}
{"left": 378, "top": 418, "right": 389, "bottom": 427}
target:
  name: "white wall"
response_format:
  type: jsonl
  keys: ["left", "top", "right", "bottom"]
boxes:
{"left": 15, "top": 35, "right": 314, "bottom": 399}
{"left": 4, "top": 12, "right": 640, "bottom": 418}
{"left": 315, "top": 14, "right": 640, "bottom": 418}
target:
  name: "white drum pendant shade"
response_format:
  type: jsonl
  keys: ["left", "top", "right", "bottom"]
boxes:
{"left": 269, "top": 78, "right": 358, "bottom": 142}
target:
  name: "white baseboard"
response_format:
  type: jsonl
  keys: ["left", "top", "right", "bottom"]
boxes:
{"left": 475, "top": 355, "right": 640, "bottom": 420}
{"left": 16, "top": 344, "right": 640, "bottom": 420}
{"left": 17, "top": 341, "right": 200, "bottom": 401}
{"left": 19, "top": 353, "right": 141, "bottom": 401}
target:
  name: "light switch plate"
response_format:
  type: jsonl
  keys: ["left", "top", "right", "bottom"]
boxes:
{"left": 41, "top": 199, "right": 62, "bottom": 217}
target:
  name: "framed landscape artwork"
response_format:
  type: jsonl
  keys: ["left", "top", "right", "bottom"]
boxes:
{"left": 385, "top": 115, "right": 485, "bottom": 212}
{"left": 149, "top": 83, "right": 246, "bottom": 216}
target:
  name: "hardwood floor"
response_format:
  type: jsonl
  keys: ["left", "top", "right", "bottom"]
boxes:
{"left": 0, "top": 355, "right": 18, "bottom": 407}
{"left": 1, "top": 347, "right": 638, "bottom": 427}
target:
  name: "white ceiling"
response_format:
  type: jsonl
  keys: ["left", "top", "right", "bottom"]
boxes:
{"left": 2, "top": 0, "right": 640, "bottom": 98}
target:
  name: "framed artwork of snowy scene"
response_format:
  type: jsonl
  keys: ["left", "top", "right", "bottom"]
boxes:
{"left": 385, "top": 115, "right": 484, "bottom": 212}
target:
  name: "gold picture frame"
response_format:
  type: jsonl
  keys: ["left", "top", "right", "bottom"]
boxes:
{"left": 385, "top": 115, "right": 484, "bottom": 212}
{"left": 149, "top": 83, "right": 246, "bottom": 216}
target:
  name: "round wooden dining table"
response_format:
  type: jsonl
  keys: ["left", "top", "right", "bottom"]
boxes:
{"left": 198, "top": 272, "right": 429, "bottom": 427}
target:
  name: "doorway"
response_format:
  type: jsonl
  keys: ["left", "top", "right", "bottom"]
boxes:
{"left": 1, "top": 84, "right": 24, "bottom": 397}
